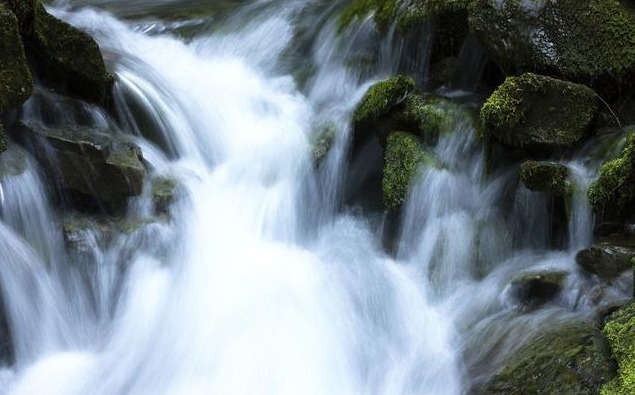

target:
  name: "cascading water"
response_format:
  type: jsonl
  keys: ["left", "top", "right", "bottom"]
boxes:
{"left": 0, "top": 0, "right": 631, "bottom": 394}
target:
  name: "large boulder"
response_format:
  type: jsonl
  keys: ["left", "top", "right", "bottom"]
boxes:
{"left": 508, "top": 270, "right": 567, "bottom": 310}
{"left": 21, "top": 122, "right": 146, "bottom": 205}
{"left": 481, "top": 321, "right": 616, "bottom": 394}
{"left": 588, "top": 131, "right": 635, "bottom": 214}
{"left": 601, "top": 303, "right": 635, "bottom": 395}
{"left": 576, "top": 243, "right": 635, "bottom": 279}
{"left": 0, "top": 2, "right": 32, "bottom": 114}
{"left": 519, "top": 161, "right": 570, "bottom": 196}
{"left": 480, "top": 73, "right": 598, "bottom": 149}
{"left": 5, "top": 0, "right": 113, "bottom": 105}
{"left": 468, "top": 0, "right": 635, "bottom": 92}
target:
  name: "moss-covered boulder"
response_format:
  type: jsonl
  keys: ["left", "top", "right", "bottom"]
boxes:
{"left": 0, "top": 2, "right": 32, "bottom": 115}
{"left": 482, "top": 321, "right": 616, "bottom": 394}
{"left": 576, "top": 243, "right": 635, "bottom": 279}
{"left": 22, "top": 122, "right": 146, "bottom": 205}
{"left": 352, "top": 75, "right": 414, "bottom": 149}
{"left": 519, "top": 161, "right": 570, "bottom": 196}
{"left": 468, "top": 0, "right": 635, "bottom": 91}
{"left": 480, "top": 73, "right": 598, "bottom": 149}
{"left": 151, "top": 176, "right": 180, "bottom": 215}
{"left": 382, "top": 131, "right": 438, "bottom": 209}
{"left": 509, "top": 270, "right": 566, "bottom": 310}
{"left": 588, "top": 131, "right": 635, "bottom": 213}
{"left": 311, "top": 124, "right": 336, "bottom": 167}
{"left": 601, "top": 303, "right": 635, "bottom": 395}
{"left": 5, "top": 0, "right": 113, "bottom": 105}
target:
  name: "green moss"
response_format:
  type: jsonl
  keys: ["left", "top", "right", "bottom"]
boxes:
{"left": 588, "top": 132, "right": 635, "bottom": 211}
{"left": 382, "top": 131, "right": 438, "bottom": 209}
{"left": 311, "top": 123, "right": 336, "bottom": 166}
{"left": 519, "top": 161, "right": 570, "bottom": 196}
{"left": 480, "top": 73, "right": 598, "bottom": 148}
{"left": 468, "top": 0, "right": 635, "bottom": 88}
{"left": 600, "top": 304, "right": 635, "bottom": 395}
{"left": 353, "top": 75, "right": 414, "bottom": 125}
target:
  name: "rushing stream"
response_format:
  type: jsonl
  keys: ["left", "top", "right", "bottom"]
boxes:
{"left": 0, "top": 0, "right": 631, "bottom": 394}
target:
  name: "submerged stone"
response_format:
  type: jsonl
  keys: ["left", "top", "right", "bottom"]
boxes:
{"left": 509, "top": 270, "right": 566, "bottom": 309}
{"left": 483, "top": 321, "right": 616, "bottom": 394}
{"left": 22, "top": 122, "right": 146, "bottom": 205}
{"left": 480, "top": 73, "right": 598, "bottom": 149}
{"left": 519, "top": 161, "right": 569, "bottom": 196}
{"left": 468, "top": 0, "right": 635, "bottom": 91}
{"left": 576, "top": 243, "right": 635, "bottom": 280}
{"left": 601, "top": 303, "right": 635, "bottom": 395}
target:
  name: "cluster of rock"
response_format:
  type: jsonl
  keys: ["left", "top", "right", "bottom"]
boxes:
{"left": 339, "top": 0, "right": 635, "bottom": 393}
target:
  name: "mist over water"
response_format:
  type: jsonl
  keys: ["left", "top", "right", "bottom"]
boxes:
{"left": 0, "top": 0, "right": 631, "bottom": 394}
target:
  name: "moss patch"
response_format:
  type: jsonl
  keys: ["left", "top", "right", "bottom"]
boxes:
{"left": 480, "top": 73, "right": 598, "bottom": 148}
{"left": 588, "top": 131, "right": 635, "bottom": 212}
{"left": 382, "top": 131, "right": 438, "bottom": 210}
{"left": 519, "top": 161, "right": 570, "bottom": 196}
{"left": 601, "top": 304, "right": 635, "bottom": 395}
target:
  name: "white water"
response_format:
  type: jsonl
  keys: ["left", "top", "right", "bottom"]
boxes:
{"left": 0, "top": 1, "right": 631, "bottom": 394}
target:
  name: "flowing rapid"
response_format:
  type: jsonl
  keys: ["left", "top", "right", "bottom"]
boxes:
{"left": 0, "top": 0, "right": 631, "bottom": 394}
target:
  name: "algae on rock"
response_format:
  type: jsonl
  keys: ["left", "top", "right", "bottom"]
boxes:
{"left": 601, "top": 303, "right": 635, "bottom": 395}
{"left": 480, "top": 73, "right": 598, "bottom": 149}
{"left": 0, "top": 2, "right": 32, "bottom": 115}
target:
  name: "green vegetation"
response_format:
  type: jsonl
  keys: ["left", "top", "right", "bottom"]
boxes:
{"left": 480, "top": 73, "right": 598, "bottom": 148}
{"left": 601, "top": 304, "right": 635, "bottom": 395}
{"left": 588, "top": 131, "right": 635, "bottom": 212}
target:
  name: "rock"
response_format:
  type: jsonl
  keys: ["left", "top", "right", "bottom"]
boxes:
{"left": 601, "top": 303, "right": 635, "bottom": 395}
{"left": 480, "top": 73, "right": 598, "bottom": 149}
{"left": 0, "top": 2, "right": 33, "bottom": 116}
{"left": 7, "top": 1, "right": 113, "bottom": 105}
{"left": 482, "top": 321, "right": 616, "bottom": 394}
{"left": 509, "top": 270, "right": 566, "bottom": 309}
{"left": 382, "top": 131, "right": 439, "bottom": 210}
{"left": 588, "top": 131, "right": 635, "bottom": 213}
{"left": 468, "top": 0, "right": 635, "bottom": 92}
{"left": 22, "top": 122, "right": 146, "bottom": 205}
{"left": 576, "top": 244, "right": 635, "bottom": 279}
{"left": 519, "top": 161, "right": 570, "bottom": 196}
{"left": 151, "top": 176, "right": 179, "bottom": 215}
{"left": 392, "top": 94, "right": 448, "bottom": 145}
{"left": 311, "top": 123, "right": 336, "bottom": 167}
{"left": 429, "top": 57, "right": 460, "bottom": 88}
{"left": 353, "top": 75, "right": 414, "bottom": 126}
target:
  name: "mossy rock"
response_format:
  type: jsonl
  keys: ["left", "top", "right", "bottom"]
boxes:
{"left": 601, "top": 303, "right": 635, "bottom": 394}
{"left": 382, "top": 131, "right": 439, "bottom": 210}
{"left": 480, "top": 73, "right": 598, "bottom": 149}
{"left": 576, "top": 243, "right": 635, "bottom": 279}
{"left": 5, "top": 0, "right": 113, "bottom": 105}
{"left": 353, "top": 75, "right": 414, "bottom": 125}
{"left": 519, "top": 161, "right": 570, "bottom": 196}
{"left": 0, "top": 2, "right": 32, "bottom": 118}
{"left": 468, "top": 0, "right": 635, "bottom": 91}
{"left": 22, "top": 122, "right": 146, "bottom": 205}
{"left": 483, "top": 320, "right": 616, "bottom": 394}
{"left": 311, "top": 123, "right": 336, "bottom": 167}
{"left": 151, "top": 176, "right": 179, "bottom": 215}
{"left": 429, "top": 57, "right": 460, "bottom": 88}
{"left": 588, "top": 131, "right": 635, "bottom": 213}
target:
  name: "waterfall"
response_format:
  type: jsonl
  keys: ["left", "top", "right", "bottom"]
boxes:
{"left": 0, "top": 0, "right": 631, "bottom": 394}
